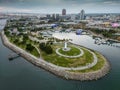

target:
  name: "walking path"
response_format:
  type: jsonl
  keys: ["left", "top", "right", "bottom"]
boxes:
{"left": 29, "top": 36, "right": 48, "bottom": 43}
{"left": 32, "top": 44, "right": 41, "bottom": 57}
{"left": 56, "top": 47, "right": 84, "bottom": 58}
{"left": 1, "top": 31, "right": 110, "bottom": 81}
{"left": 5, "top": 31, "right": 97, "bottom": 70}
{"left": 28, "top": 32, "right": 98, "bottom": 70}
{"left": 49, "top": 48, "right": 98, "bottom": 70}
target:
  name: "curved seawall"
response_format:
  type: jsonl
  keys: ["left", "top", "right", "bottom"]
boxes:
{"left": 1, "top": 31, "right": 110, "bottom": 81}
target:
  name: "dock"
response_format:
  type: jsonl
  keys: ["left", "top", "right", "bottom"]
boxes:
{"left": 8, "top": 53, "right": 20, "bottom": 60}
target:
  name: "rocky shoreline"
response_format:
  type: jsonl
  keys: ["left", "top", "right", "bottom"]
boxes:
{"left": 1, "top": 31, "right": 111, "bottom": 81}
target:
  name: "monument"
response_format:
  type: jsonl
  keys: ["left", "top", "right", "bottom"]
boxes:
{"left": 62, "top": 39, "right": 71, "bottom": 51}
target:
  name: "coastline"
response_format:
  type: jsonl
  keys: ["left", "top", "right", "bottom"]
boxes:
{"left": 1, "top": 31, "right": 111, "bottom": 81}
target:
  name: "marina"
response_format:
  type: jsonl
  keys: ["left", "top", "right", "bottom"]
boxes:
{"left": 0, "top": 17, "right": 120, "bottom": 89}
{"left": 1, "top": 29, "right": 120, "bottom": 90}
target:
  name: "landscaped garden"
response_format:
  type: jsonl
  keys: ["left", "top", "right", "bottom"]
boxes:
{"left": 40, "top": 44, "right": 95, "bottom": 68}
{"left": 58, "top": 46, "right": 81, "bottom": 56}
{"left": 4, "top": 28, "right": 105, "bottom": 72}
{"left": 6, "top": 33, "right": 40, "bottom": 58}
{"left": 69, "top": 52, "right": 105, "bottom": 73}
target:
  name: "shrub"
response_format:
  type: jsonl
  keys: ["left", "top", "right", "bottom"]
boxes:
{"left": 45, "top": 45, "right": 53, "bottom": 54}
{"left": 39, "top": 43, "right": 46, "bottom": 50}
{"left": 4, "top": 30, "right": 10, "bottom": 36}
{"left": 39, "top": 43, "right": 53, "bottom": 54}
{"left": 26, "top": 44, "right": 34, "bottom": 52}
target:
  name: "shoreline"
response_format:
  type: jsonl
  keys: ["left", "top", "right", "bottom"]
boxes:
{"left": 1, "top": 31, "right": 111, "bottom": 81}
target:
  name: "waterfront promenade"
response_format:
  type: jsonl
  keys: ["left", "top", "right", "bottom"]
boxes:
{"left": 1, "top": 31, "right": 110, "bottom": 81}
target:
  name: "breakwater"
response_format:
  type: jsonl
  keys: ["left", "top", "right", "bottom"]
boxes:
{"left": 1, "top": 31, "right": 110, "bottom": 81}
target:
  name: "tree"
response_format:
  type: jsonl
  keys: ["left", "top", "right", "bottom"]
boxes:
{"left": 45, "top": 45, "right": 53, "bottom": 54}
{"left": 26, "top": 44, "right": 34, "bottom": 52}
{"left": 23, "top": 34, "right": 29, "bottom": 42}
{"left": 39, "top": 43, "right": 46, "bottom": 50}
{"left": 39, "top": 43, "right": 53, "bottom": 54}
{"left": 4, "top": 30, "right": 10, "bottom": 36}
{"left": 13, "top": 38, "right": 19, "bottom": 45}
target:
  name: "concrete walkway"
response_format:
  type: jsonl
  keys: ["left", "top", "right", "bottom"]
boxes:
{"left": 40, "top": 48, "right": 98, "bottom": 71}
{"left": 28, "top": 33, "right": 98, "bottom": 70}
{"left": 56, "top": 47, "right": 84, "bottom": 58}
{"left": 29, "top": 36, "right": 48, "bottom": 43}
{"left": 2, "top": 31, "right": 98, "bottom": 71}
{"left": 32, "top": 44, "right": 41, "bottom": 57}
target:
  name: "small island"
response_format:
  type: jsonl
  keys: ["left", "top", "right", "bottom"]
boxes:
{"left": 1, "top": 18, "right": 111, "bottom": 81}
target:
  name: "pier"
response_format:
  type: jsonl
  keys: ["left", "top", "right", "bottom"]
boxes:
{"left": 8, "top": 53, "right": 20, "bottom": 60}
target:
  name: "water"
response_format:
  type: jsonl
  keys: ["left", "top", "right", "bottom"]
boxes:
{"left": 0, "top": 20, "right": 120, "bottom": 90}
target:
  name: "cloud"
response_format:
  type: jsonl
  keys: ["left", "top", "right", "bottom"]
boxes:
{"left": 0, "top": 7, "right": 3, "bottom": 10}
{"left": 103, "top": 1, "right": 120, "bottom": 5}
{"left": 0, "top": 6, "right": 6, "bottom": 11}
{"left": 0, "top": 0, "right": 120, "bottom": 13}
{"left": 0, "top": 6, "right": 32, "bottom": 13}
{"left": 12, "top": 8, "right": 32, "bottom": 12}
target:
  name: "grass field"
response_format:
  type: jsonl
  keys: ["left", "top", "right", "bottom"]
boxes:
{"left": 59, "top": 46, "right": 81, "bottom": 56}
{"left": 69, "top": 52, "right": 105, "bottom": 73}
{"left": 7, "top": 34, "right": 106, "bottom": 72}
{"left": 8, "top": 35, "right": 40, "bottom": 58}
{"left": 40, "top": 44, "right": 94, "bottom": 67}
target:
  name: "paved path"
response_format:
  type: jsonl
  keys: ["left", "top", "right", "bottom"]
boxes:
{"left": 29, "top": 36, "right": 48, "bottom": 43}
{"left": 29, "top": 34, "right": 98, "bottom": 70}
{"left": 40, "top": 48, "right": 98, "bottom": 71}
{"left": 56, "top": 47, "right": 84, "bottom": 58}
{"left": 2, "top": 31, "right": 98, "bottom": 71}
{"left": 32, "top": 44, "right": 41, "bottom": 57}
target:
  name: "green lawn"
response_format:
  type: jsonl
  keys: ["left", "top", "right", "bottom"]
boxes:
{"left": 59, "top": 46, "right": 81, "bottom": 56}
{"left": 40, "top": 44, "right": 94, "bottom": 67}
{"left": 30, "top": 49, "right": 40, "bottom": 57}
{"left": 8, "top": 35, "right": 40, "bottom": 58}
{"left": 7, "top": 34, "right": 106, "bottom": 72}
{"left": 69, "top": 52, "right": 105, "bottom": 73}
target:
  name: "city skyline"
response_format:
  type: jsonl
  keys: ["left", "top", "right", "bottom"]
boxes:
{"left": 0, "top": 0, "right": 120, "bottom": 14}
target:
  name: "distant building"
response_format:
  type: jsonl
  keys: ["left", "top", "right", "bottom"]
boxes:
{"left": 51, "top": 24, "right": 58, "bottom": 28}
{"left": 52, "top": 14, "right": 56, "bottom": 20}
{"left": 76, "top": 29, "right": 83, "bottom": 35}
{"left": 79, "top": 9, "right": 85, "bottom": 20}
{"left": 56, "top": 14, "right": 60, "bottom": 20}
{"left": 46, "top": 14, "right": 51, "bottom": 19}
{"left": 62, "top": 9, "right": 66, "bottom": 15}
{"left": 70, "top": 14, "right": 76, "bottom": 20}
{"left": 51, "top": 14, "right": 60, "bottom": 20}
{"left": 112, "top": 23, "right": 120, "bottom": 28}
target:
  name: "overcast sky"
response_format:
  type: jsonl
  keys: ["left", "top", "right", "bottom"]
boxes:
{"left": 0, "top": 0, "right": 120, "bottom": 13}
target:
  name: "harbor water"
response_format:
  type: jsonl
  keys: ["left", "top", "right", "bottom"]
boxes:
{"left": 0, "top": 19, "right": 120, "bottom": 90}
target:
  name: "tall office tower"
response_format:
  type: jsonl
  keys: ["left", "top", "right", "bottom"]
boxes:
{"left": 56, "top": 14, "right": 60, "bottom": 20}
{"left": 80, "top": 9, "right": 85, "bottom": 20}
{"left": 62, "top": 9, "right": 66, "bottom": 15}
{"left": 46, "top": 14, "right": 51, "bottom": 19}
{"left": 52, "top": 14, "right": 56, "bottom": 20}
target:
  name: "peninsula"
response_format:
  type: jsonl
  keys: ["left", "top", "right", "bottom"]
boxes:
{"left": 1, "top": 16, "right": 111, "bottom": 81}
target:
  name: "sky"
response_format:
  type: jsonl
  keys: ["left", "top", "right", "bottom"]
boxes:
{"left": 0, "top": 0, "right": 120, "bottom": 14}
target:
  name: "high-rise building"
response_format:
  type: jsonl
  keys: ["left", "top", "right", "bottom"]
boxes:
{"left": 52, "top": 14, "right": 56, "bottom": 20}
{"left": 79, "top": 9, "right": 85, "bottom": 20}
{"left": 56, "top": 14, "right": 60, "bottom": 20}
{"left": 62, "top": 9, "right": 66, "bottom": 15}
{"left": 71, "top": 14, "right": 76, "bottom": 20}
{"left": 46, "top": 14, "right": 51, "bottom": 19}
